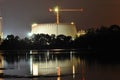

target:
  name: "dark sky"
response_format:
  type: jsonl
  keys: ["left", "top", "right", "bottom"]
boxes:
{"left": 0, "top": 0, "right": 120, "bottom": 38}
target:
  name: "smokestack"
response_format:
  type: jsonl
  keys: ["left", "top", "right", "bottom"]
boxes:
{"left": 0, "top": 16, "right": 3, "bottom": 40}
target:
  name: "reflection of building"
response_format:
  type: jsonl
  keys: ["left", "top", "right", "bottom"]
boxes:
{"left": 30, "top": 51, "right": 80, "bottom": 76}
{"left": 31, "top": 23, "right": 77, "bottom": 38}
{"left": 0, "top": 54, "right": 4, "bottom": 74}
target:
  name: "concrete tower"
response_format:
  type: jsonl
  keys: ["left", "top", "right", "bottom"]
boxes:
{"left": 0, "top": 17, "right": 3, "bottom": 42}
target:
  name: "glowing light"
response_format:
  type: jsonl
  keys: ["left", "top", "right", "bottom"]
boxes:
{"left": 54, "top": 6, "right": 59, "bottom": 12}
{"left": 73, "top": 65, "right": 75, "bottom": 74}
{"left": 73, "top": 65, "right": 75, "bottom": 79}
{"left": 30, "top": 56, "right": 33, "bottom": 74}
{"left": 57, "top": 77, "right": 61, "bottom": 80}
{"left": 28, "top": 32, "right": 33, "bottom": 37}
{"left": 71, "top": 22, "right": 74, "bottom": 25}
{"left": 57, "top": 66, "right": 61, "bottom": 76}
{"left": 33, "top": 64, "right": 38, "bottom": 76}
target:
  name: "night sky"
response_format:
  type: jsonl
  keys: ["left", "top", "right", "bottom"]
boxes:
{"left": 0, "top": 0, "right": 120, "bottom": 38}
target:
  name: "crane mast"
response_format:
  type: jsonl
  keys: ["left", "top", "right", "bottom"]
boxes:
{"left": 49, "top": 6, "right": 83, "bottom": 24}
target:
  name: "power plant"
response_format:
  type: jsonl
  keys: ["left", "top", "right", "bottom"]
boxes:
{"left": 31, "top": 23, "right": 77, "bottom": 38}
{"left": 0, "top": 6, "right": 85, "bottom": 40}
{"left": 30, "top": 6, "right": 83, "bottom": 38}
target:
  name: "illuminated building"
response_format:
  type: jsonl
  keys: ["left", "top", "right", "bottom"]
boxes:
{"left": 31, "top": 23, "right": 77, "bottom": 38}
{"left": 30, "top": 50, "right": 81, "bottom": 76}
{"left": 0, "top": 17, "right": 3, "bottom": 44}
{"left": 77, "top": 29, "right": 86, "bottom": 37}
{"left": 30, "top": 6, "right": 83, "bottom": 38}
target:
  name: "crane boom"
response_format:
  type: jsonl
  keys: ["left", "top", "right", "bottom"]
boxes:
{"left": 49, "top": 8, "right": 83, "bottom": 12}
{"left": 49, "top": 6, "right": 83, "bottom": 24}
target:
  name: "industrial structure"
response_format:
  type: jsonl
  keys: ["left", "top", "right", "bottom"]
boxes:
{"left": 0, "top": 17, "right": 3, "bottom": 43}
{"left": 30, "top": 6, "right": 83, "bottom": 38}
{"left": 77, "top": 29, "right": 86, "bottom": 36}
{"left": 30, "top": 50, "right": 81, "bottom": 76}
{"left": 31, "top": 23, "right": 77, "bottom": 38}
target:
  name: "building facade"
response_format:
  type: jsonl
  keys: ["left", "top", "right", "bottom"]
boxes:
{"left": 31, "top": 23, "right": 77, "bottom": 38}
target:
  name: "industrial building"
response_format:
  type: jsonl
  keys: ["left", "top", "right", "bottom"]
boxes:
{"left": 30, "top": 6, "right": 84, "bottom": 38}
{"left": 0, "top": 17, "right": 3, "bottom": 43}
{"left": 31, "top": 23, "right": 77, "bottom": 38}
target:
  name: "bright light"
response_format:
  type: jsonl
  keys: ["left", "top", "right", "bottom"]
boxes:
{"left": 54, "top": 6, "right": 59, "bottom": 12}
{"left": 28, "top": 32, "right": 33, "bottom": 37}
{"left": 57, "top": 66, "right": 61, "bottom": 76}
{"left": 33, "top": 63, "right": 38, "bottom": 76}
{"left": 71, "top": 22, "right": 74, "bottom": 25}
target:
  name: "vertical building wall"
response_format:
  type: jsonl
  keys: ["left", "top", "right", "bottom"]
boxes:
{"left": 31, "top": 23, "right": 77, "bottom": 38}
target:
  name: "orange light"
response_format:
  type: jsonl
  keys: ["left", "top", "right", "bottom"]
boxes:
{"left": 57, "top": 66, "right": 61, "bottom": 76}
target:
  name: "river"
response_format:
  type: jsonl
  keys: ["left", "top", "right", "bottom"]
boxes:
{"left": 0, "top": 49, "right": 120, "bottom": 80}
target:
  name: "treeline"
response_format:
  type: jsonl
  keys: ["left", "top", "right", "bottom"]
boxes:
{"left": 0, "top": 34, "right": 73, "bottom": 50}
{"left": 0, "top": 24, "right": 120, "bottom": 51}
{"left": 75, "top": 25, "right": 120, "bottom": 51}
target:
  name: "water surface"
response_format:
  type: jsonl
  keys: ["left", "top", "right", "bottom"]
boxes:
{"left": 0, "top": 50, "right": 120, "bottom": 80}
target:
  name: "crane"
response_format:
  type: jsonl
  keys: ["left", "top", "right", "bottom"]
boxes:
{"left": 49, "top": 6, "right": 83, "bottom": 24}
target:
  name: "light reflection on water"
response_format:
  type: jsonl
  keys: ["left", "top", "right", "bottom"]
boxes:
{"left": 30, "top": 50, "right": 81, "bottom": 76}
{"left": 0, "top": 50, "right": 86, "bottom": 80}
{"left": 29, "top": 50, "right": 86, "bottom": 80}
{"left": 0, "top": 50, "right": 120, "bottom": 80}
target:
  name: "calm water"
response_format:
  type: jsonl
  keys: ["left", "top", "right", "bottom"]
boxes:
{"left": 0, "top": 50, "right": 120, "bottom": 80}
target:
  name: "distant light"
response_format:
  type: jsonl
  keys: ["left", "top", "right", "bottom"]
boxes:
{"left": 71, "top": 22, "right": 74, "bottom": 24}
{"left": 32, "top": 23, "right": 37, "bottom": 27}
{"left": 28, "top": 32, "right": 33, "bottom": 37}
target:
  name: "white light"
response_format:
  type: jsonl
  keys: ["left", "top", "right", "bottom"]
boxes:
{"left": 28, "top": 32, "right": 33, "bottom": 37}
{"left": 33, "top": 63, "right": 38, "bottom": 76}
